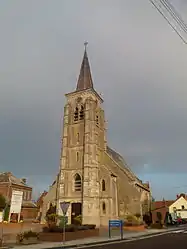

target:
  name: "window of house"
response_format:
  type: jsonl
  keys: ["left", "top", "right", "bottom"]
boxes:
{"left": 79, "top": 105, "right": 84, "bottom": 120}
{"left": 102, "top": 179, "right": 106, "bottom": 191}
{"left": 74, "top": 107, "right": 79, "bottom": 122}
{"left": 74, "top": 173, "right": 82, "bottom": 192}
{"left": 182, "top": 205, "right": 185, "bottom": 209}
{"left": 102, "top": 202, "right": 106, "bottom": 214}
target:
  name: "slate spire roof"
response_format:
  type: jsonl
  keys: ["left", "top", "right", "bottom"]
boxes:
{"left": 76, "top": 42, "right": 94, "bottom": 91}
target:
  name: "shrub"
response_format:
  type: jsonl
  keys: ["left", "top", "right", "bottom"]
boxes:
{"left": 23, "top": 231, "right": 39, "bottom": 239}
{"left": 45, "top": 204, "right": 57, "bottom": 226}
{"left": 74, "top": 215, "right": 82, "bottom": 225}
{"left": 42, "top": 224, "right": 96, "bottom": 233}
{"left": 124, "top": 214, "right": 143, "bottom": 226}
{"left": 83, "top": 224, "right": 96, "bottom": 230}
{"left": 65, "top": 224, "right": 77, "bottom": 232}
{"left": 0, "top": 194, "right": 6, "bottom": 212}
{"left": 16, "top": 230, "right": 39, "bottom": 243}
{"left": 126, "top": 214, "right": 140, "bottom": 222}
{"left": 143, "top": 213, "right": 152, "bottom": 226}
{"left": 58, "top": 216, "right": 68, "bottom": 228}
{"left": 77, "top": 225, "right": 89, "bottom": 231}
{"left": 3, "top": 206, "right": 10, "bottom": 221}
{"left": 42, "top": 224, "right": 77, "bottom": 233}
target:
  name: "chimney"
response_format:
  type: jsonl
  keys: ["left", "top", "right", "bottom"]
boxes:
{"left": 22, "top": 178, "right": 26, "bottom": 184}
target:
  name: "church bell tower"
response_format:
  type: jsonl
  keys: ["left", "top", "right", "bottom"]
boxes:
{"left": 57, "top": 43, "right": 107, "bottom": 226}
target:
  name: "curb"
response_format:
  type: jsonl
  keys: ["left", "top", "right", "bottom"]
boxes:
{"left": 46, "top": 238, "right": 127, "bottom": 249}
{"left": 46, "top": 232, "right": 168, "bottom": 249}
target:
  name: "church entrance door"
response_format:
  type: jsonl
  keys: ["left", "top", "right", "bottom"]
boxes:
{"left": 71, "top": 202, "right": 82, "bottom": 225}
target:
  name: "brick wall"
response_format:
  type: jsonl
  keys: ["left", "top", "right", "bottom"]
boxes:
{"left": 152, "top": 206, "right": 168, "bottom": 223}
{"left": 21, "top": 207, "right": 38, "bottom": 220}
{"left": 0, "top": 183, "right": 10, "bottom": 198}
{"left": 0, "top": 182, "right": 37, "bottom": 221}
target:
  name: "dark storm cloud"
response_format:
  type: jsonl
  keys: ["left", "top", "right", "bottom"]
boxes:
{"left": 0, "top": 0, "right": 187, "bottom": 197}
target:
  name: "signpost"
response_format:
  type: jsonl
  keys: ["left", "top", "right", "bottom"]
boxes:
{"left": 9, "top": 190, "right": 23, "bottom": 222}
{"left": 60, "top": 202, "right": 70, "bottom": 245}
{"left": 108, "top": 220, "right": 123, "bottom": 239}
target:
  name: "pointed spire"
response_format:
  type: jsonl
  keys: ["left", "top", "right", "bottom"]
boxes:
{"left": 76, "top": 42, "right": 94, "bottom": 91}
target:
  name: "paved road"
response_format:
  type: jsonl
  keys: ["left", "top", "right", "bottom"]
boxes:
{"left": 50, "top": 229, "right": 187, "bottom": 249}
{"left": 84, "top": 231, "right": 187, "bottom": 249}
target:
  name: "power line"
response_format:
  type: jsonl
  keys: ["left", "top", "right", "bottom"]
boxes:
{"left": 149, "top": 0, "right": 187, "bottom": 44}
{"left": 161, "top": 0, "right": 187, "bottom": 33}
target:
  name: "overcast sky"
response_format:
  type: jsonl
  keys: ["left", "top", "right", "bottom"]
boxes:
{"left": 0, "top": 0, "right": 187, "bottom": 200}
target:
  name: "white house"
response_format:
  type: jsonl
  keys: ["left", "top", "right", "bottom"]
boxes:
{"left": 169, "top": 196, "right": 187, "bottom": 219}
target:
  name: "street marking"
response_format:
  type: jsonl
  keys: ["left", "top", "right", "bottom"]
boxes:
{"left": 171, "top": 230, "right": 185, "bottom": 233}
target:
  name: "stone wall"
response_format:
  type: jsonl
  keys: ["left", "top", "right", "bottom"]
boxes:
{"left": 102, "top": 152, "right": 142, "bottom": 219}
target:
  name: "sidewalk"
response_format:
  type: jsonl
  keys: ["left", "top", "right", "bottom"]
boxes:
{"left": 10, "top": 228, "right": 170, "bottom": 249}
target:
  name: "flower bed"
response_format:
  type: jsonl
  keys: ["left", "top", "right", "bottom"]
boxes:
{"left": 123, "top": 224, "right": 145, "bottom": 231}
{"left": 39, "top": 229, "right": 99, "bottom": 242}
{"left": 39, "top": 224, "right": 98, "bottom": 242}
{"left": 43, "top": 224, "right": 96, "bottom": 233}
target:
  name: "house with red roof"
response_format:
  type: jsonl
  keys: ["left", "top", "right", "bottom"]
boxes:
{"left": 151, "top": 193, "right": 187, "bottom": 223}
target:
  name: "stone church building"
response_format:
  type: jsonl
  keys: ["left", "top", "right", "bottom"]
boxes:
{"left": 41, "top": 45, "right": 151, "bottom": 227}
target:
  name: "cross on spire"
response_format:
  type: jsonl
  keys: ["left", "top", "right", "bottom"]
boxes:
{"left": 84, "top": 41, "right": 88, "bottom": 50}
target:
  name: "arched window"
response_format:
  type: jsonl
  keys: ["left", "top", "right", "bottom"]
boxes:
{"left": 102, "top": 202, "right": 106, "bottom": 214}
{"left": 79, "top": 105, "right": 84, "bottom": 120}
{"left": 96, "top": 115, "right": 99, "bottom": 125}
{"left": 74, "top": 107, "right": 79, "bottom": 122}
{"left": 76, "top": 152, "right": 79, "bottom": 162}
{"left": 102, "top": 179, "right": 106, "bottom": 191}
{"left": 74, "top": 173, "right": 81, "bottom": 192}
{"left": 77, "top": 133, "right": 80, "bottom": 143}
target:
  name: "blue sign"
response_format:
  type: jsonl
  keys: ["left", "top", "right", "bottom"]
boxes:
{"left": 109, "top": 220, "right": 122, "bottom": 227}
{"left": 108, "top": 220, "right": 123, "bottom": 239}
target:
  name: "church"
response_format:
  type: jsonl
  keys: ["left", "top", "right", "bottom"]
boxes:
{"left": 41, "top": 45, "right": 151, "bottom": 227}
